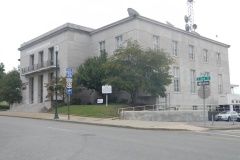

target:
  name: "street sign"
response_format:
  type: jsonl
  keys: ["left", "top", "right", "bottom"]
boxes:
{"left": 196, "top": 76, "right": 210, "bottom": 81}
{"left": 66, "top": 68, "right": 72, "bottom": 72}
{"left": 66, "top": 72, "right": 72, "bottom": 78}
{"left": 66, "top": 78, "right": 72, "bottom": 83}
{"left": 66, "top": 82, "right": 72, "bottom": 88}
{"left": 66, "top": 88, "right": 72, "bottom": 94}
{"left": 197, "top": 81, "right": 210, "bottom": 86}
{"left": 198, "top": 86, "right": 211, "bottom": 99}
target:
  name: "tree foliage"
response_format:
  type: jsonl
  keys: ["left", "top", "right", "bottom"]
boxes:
{"left": 76, "top": 52, "right": 107, "bottom": 96}
{"left": 44, "top": 75, "right": 80, "bottom": 101}
{"left": 104, "top": 40, "right": 174, "bottom": 104}
{"left": 0, "top": 69, "right": 22, "bottom": 105}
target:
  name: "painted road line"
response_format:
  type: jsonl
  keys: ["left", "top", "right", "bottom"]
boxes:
{"left": 48, "top": 127, "right": 78, "bottom": 133}
{"left": 195, "top": 131, "right": 240, "bottom": 138}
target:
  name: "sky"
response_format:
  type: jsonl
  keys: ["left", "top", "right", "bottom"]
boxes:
{"left": 0, "top": 0, "right": 239, "bottom": 93}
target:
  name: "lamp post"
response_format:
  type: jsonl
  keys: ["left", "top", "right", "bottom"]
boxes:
{"left": 54, "top": 45, "right": 59, "bottom": 119}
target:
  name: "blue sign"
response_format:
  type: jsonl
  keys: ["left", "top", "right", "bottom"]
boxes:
{"left": 66, "top": 88, "right": 72, "bottom": 94}
{"left": 66, "top": 72, "right": 72, "bottom": 78}
{"left": 66, "top": 68, "right": 73, "bottom": 72}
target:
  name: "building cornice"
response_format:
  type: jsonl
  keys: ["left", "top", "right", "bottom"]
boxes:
{"left": 91, "top": 15, "right": 230, "bottom": 48}
{"left": 18, "top": 23, "right": 94, "bottom": 51}
{"left": 137, "top": 16, "right": 230, "bottom": 48}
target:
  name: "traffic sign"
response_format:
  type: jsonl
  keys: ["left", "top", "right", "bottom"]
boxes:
{"left": 66, "top": 82, "right": 72, "bottom": 88}
{"left": 197, "top": 81, "right": 210, "bottom": 86}
{"left": 66, "top": 88, "right": 72, "bottom": 94}
{"left": 198, "top": 86, "right": 211, "bottom": 99}
{"left": 66, "top": 72, "right": 72, "bottom": 78}
{"left": 196, "top": 77, "right": 210, "bottom": 81}
{"left": 66, "top": 78, "right": 72, "bottom": 83}
{"left": 66, "top": 68, "right": 72, "bottom": 72}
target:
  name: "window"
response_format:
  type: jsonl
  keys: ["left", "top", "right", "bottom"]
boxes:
{"left": 153, "top": 35, "right": 159, "bottom": 50}
{"left": 189, "top": 45, "right": 194, "bottom": 60}
{"left": 190, "top": 69, "right": 196, "bottom": 93}
{"left": 172, "top": 41, "right": 178, "bottom": 56}
{"left": 216, "top": 52, "right": 221, "bottom": 65}
{"left": 30, "top": 54, "right": 34, "bottom": 71}
{"left": 115, "top": 36, "right": 123, "bottom": 49}
{"left": 39, "top": 51, "right": 44, "bottom": 68}
{"left": 99, "top": 41, "right": 105, "bottom": 53}
{"left": 218, "top": 74, "right": 223, "bottom": 94}
{"left": 173, "top": 67, "right": 180, "bottom": 92}
{"left": 49, "top": 47, "right": 54, "bottom": 65}
{"left": 203, "top": 49, "right": 208, "bottom": 63}
{"left": 193, "top": 106, "right": 198, "bottom": 110}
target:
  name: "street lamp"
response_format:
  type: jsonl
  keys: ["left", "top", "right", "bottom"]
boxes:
{"left": 54, "top": 45, "right": 59, "bottom": 119}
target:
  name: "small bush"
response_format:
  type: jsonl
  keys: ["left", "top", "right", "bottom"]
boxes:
{"left": 0, "top": 105, "right": 10, "bottom": 110}
{"left": 70, "top": 98, "right": 81, "bottom": 105}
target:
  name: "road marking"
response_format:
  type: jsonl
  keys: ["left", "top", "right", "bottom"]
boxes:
{"left": 221, "top": 130, "right": 240, "bottom": 133}
{"left": 48, "top": 127, "right": 78, "bottom": 133}
{"left": 195, "top": 131, "right": 240, "bottom": 138}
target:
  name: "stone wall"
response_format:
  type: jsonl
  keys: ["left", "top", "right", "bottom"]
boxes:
{"left": 120, "top": 110, "right": 208, "bottom": 122}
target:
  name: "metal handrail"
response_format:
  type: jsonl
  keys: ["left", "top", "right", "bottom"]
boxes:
{"left": 118, "top": 105, "right": 156, "bottom": 114}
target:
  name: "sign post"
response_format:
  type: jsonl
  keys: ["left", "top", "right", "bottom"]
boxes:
{"left": 66, "top": 68, "right": 73, "bottom": 120}
{"left": 197, "top": 73, "right": 211, "bottom": 127}
{"left": 102, "top": 85, "right": 112, "bottom": 106}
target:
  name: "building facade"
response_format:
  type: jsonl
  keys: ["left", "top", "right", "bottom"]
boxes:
{"left": 17, "top": 9, "right": 231, "bottom": 111}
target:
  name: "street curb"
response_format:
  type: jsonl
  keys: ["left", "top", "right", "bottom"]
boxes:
{"left": 0, "top": 114, "right": 190, "bottom": 131}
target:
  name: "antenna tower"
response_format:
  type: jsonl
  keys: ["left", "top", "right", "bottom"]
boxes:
{"left": 184, "top": 0, "right": 197, "bottom": 32}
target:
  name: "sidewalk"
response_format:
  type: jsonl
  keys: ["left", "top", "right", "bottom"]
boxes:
{"left": 1, "top": 111, "right": 239, "bottom": 131}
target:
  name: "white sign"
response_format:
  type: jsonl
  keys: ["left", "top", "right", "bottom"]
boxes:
{"left": 102, "top": 85, "right": 112, "bottom": 94}
{"left": 97, "top": 99, "right": 103, "bottom": 104}
{"left": 66, "top": 82, "right": 72, "bottom": 88}
{"left": 66, "top": 78, "right": 72, "bottom": 83}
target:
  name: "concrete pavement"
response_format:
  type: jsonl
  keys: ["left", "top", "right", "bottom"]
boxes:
{"left": 0, "top": 111, "right": 239, "bottom": 131}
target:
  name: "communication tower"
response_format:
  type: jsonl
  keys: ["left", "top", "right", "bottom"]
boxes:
{"left": 184, "top": 0, "right": 197, "bottom": 32}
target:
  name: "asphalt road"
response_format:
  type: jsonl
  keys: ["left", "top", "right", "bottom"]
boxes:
{"left": 0, "top": 116, "right": 239, "bottom": 160}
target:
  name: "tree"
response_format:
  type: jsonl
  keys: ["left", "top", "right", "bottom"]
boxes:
{"left": 0, "top": 69, "right": 22, "bottom": 105}
{"left": 45, "top": 76, "right": 67, "bottom": 101}
{"left": 0, "top": 62, "right": 5, "bottom": 79}
{"left": 104, "top": 39, "right": 174, "bottom": 105}
{"left": 76, "top": 52, "right": 107, "bottom": 96}
{"left": 0, "top": 62, "right": 5, "bottom": 102}
{"left": 44, "top": 75, "right": 80, "bottom": 102}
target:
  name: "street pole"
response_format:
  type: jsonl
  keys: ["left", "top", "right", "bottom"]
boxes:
{"left": 203, "top": 80, "right": 206, "bottom": 127}
{"left": 54, "top": 45, "right": 59, "bottom": 119}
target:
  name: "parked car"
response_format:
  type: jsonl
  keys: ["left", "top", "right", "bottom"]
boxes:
{"left": 237, "top": 114, "right": 240, "bottom": 122}
{"left": 215, "top": 111, "right": 239, "bottom": 121}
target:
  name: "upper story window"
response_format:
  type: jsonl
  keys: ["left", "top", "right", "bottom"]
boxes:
{"left": 172, "top": 41, "right": 178, "bottom": 56}
{"left": 218, "top": 74, "right": 223, "bottom": 94}
{"left": 203, "top": 49, "right": 208, "bottom": 63}
{"left": 39, "top": 51, "right": 44, "bottom": 68}
{"left": 30, "top": 54, "right": 34, "bottom": 66}
{"left": 99, "top": 41, "right": 105, "bottom": 53}
{"left": 115, "top": 35, "right": 123, "bottom": 49}
{"left": 49, "top": 47, "right": 54, "bottom": 61}
{"left": 190, "top": 69, "right": 196, "bottom": 93}
{"left": 173, "top": 67, "right": 180, "bottom": 92}
{"left": 216, "top": 52, "right": 221, "bottom": 65}
{"left": 189, "top": 45, "right": 194, "bottom": 60}
{"left": 153, "top": 35, "right": 159, "bottom": 50}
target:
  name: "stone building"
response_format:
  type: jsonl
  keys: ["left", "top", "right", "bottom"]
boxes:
{"left": 17, "top": 9, "right": 231, "bottom": 112}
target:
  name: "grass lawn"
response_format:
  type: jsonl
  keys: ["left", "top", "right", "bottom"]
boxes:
{"left": 54, "top": 104, "right": 128, "bottom": 118}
